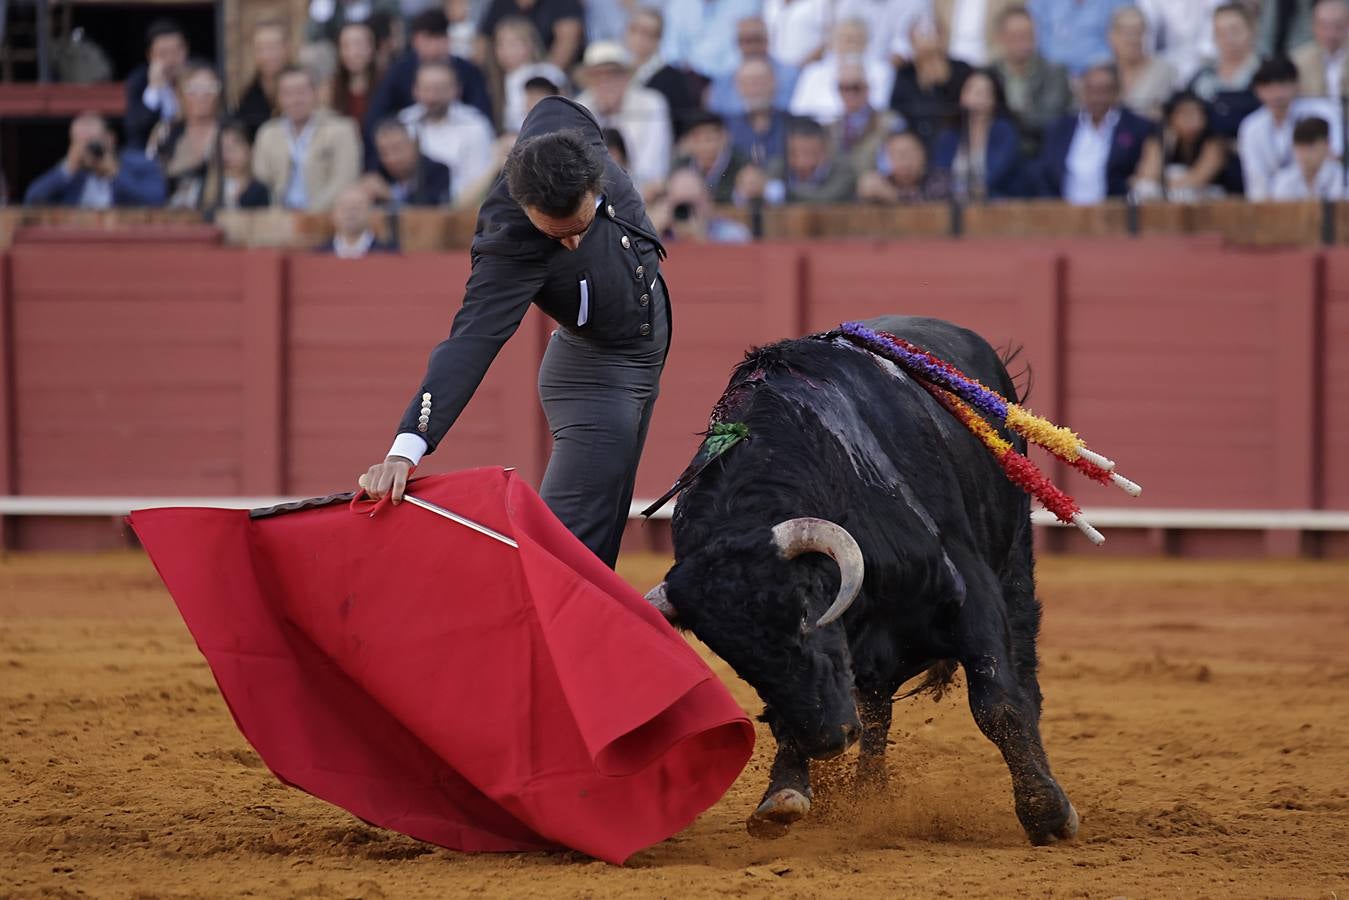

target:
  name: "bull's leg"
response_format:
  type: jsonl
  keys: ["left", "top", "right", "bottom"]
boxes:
{"left": 746, "top": 713, "right": 812, "bottom": 839}
{"left": 958, "top": 571, "right": 1078, "bottom": 845}
{"left": 855, "top": 690, "right": 892, "bottom": 790}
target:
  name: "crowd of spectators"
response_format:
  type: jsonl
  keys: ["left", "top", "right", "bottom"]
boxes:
{"left": 19, "top": 0, "right": 1349, "bottom": 251}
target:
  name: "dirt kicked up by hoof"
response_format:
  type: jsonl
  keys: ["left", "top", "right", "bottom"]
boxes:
{"left": 746, "top": 788, "right": 812, "bottom": 839}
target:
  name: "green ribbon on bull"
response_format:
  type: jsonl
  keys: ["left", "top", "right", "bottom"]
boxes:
{"left": 639, "top": 422, "right": 750, "bottom": 519}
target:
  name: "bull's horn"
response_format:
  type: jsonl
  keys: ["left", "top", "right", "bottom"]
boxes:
{"left": 645, "top": 581, "right": 678, "bottom": 622}
{"left": 771, "top": 518, "right": 865, "bottom": 628}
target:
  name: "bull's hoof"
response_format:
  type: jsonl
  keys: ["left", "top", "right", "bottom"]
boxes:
{"left": 746, "top": 788, "right": 811, "bottom": 839}
{"left": 1028, "top": 802, "right": 1080, "bottom": 846}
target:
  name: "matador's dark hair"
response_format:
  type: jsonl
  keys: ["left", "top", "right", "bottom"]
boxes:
{"left": 503, "top": 129, "right": 606, "bottom": 217}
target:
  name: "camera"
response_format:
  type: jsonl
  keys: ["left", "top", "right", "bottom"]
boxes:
{"left": 86, "top": 141, "right": 107, "bottom": 160}
{"left": 671, "top": 202, "right": 694, "bottom": 222}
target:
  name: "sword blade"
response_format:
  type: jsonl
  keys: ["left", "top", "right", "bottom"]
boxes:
{"left": 402, "top": 494, "right": 520, "bottom": 549}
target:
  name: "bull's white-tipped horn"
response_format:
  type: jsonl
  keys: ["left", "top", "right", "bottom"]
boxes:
{"left": 645, "top": 581, "right": 678, "bottom": 622}
{"left": 771, "top": 517, "right": 865, "bottom": 628}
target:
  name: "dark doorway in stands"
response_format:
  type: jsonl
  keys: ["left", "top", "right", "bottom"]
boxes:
{"left": 67, "top": 2, "right": 217, "bottom": 81}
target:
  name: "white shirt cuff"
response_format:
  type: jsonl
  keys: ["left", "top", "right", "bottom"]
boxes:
{"left": 387, "top": 433, "right": 428, "bottom": 466}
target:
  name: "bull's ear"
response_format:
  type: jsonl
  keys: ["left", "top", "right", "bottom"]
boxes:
{"left": 644, "top": 581, "right": 680, "bottom": 625}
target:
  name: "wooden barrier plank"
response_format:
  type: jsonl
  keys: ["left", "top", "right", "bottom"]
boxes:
{"left": 1320, "top": 250, "right": 1349, "bottom": 510}
{"left": 241, "top": 251, "right": 287, "bottom": 495}
{"left": 0, "top": 253, "right": 13, "bottom": 549}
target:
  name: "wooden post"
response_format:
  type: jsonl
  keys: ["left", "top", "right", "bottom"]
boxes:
{"left": 241, "top": 249, "right": 286, "bottom": 495}
{"left": 0, "top": 252, "right": 14, "bottom": 550}
{"left": 1266, "top": 251, "right": 1321, "bottom": 556}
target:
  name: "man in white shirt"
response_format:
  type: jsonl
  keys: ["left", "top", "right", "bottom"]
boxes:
{"left": 576, "top": 41, "right": 672, "bottom": 192}
{"left": 1271, "top": 115, "right": 1346, "bottom": 199}
{"left": 1292, "top": 0, "right": 1349, "bottom": 100}
{"left": 1238, "top": 57, "right": 1343, "bottom": 200}
{"left": 324, "top": 185, "right": 397, "bottom": 257}
{"left": 763, "top": 0, "right": 831, "bottom": 67}
{"left": 789, "top": 18, "right": 896, "bottom": 121}
{"left": 398, "top": 60, "right": 495, "bottom": 204}
{"left": 1134, "top": 0, "right": 1220, "bottom": 87}
{"left": 835, "top": 0, "right": 931, "bottom": 64}
{"left": 933, "top": 0, "right": 1018, "bottom": 67}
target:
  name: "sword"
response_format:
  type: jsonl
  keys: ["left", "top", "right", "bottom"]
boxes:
{"left": 355, "top": 475, "right": 519, "bottom": 549}
{"left": 402, "top": 493, "right": 519, "bottom": 549}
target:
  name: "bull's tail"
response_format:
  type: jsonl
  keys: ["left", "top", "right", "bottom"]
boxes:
{"left": 896, "top": 659, "right": 959, "bottom": 702}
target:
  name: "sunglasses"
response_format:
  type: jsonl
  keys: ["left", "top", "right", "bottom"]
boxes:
{"left": 838, "top": 82, "right": 867, "bottom": 92}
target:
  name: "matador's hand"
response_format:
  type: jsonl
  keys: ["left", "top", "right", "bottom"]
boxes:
{"left": 359, "top": 457, "right": 414, "bottom": 504}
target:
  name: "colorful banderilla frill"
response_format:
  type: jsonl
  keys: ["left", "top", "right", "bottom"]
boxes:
{"left": 838, "top": 321, "right": 1142, "bottom": 545}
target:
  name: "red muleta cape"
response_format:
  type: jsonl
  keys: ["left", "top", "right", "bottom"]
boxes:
{"left": 128, "top": 467, "right": 754, "bottom": 864}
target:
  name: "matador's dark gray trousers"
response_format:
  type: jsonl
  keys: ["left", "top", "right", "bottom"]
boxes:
{"left": 537, "top": 277, "right": 670, "bottom": 568}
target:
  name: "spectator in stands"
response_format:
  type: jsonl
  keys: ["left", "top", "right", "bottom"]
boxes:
{"left": 1293, "top": 0, "right": 1349, "bottom": 100}
{"left": 124, "top": 19, "right": 189, "bottom": 151}
{"left": 1261, "top": 0, "right": 1316, "bottom": 58}
{"left": 625, "top": 7, "right": 700, "bottom": 137}
{"left": 1033, "top": 63, "right": 1156, "bottom": 203}
{"left": 1134, "top": 0, "right": 1221, "bottom": 86}
{"left": 367, "top": 11, "right": 400, "bottom": 70}
{"left": 932, "top": 68, "right": 1023, "bottom": 200}
{"left": 674, "top": 111, "right": 751, "bottom": 203}
{"left": 254, "top": 66, "right": 362, "bottom": 211}
{"left": 1189, "top": 3, "right": 1263, "bottom": 137}
{"left": 726, "top": 57, "right": 793, "bottom": 166}
{"left": 707, "top": 16, "right": 800, "bottom": 118}
{"left": 24, "top": 113, "right": 166, "bottom": 208}
{"left": 1239, "top": 57, "right": 1343, "bottom": 199}
{"left": 763, "top": 116, "right": 858, "bottom": 203}
{"left": 890, "top": 19, "right": 973, "bottom": 151}
{"left": 476, "top": 0, "right": 585, "bottom": 70}
{"left": 237, "top": 21, "right": 292, "bottom": 138}
{"left": 585, "top": 0, "right": 638, "bottom": 44}
{"left": 650, "top": 167, "right": 754, "bottom": 242}
{"left": 1131, "top": 91, "right": 1233, "bottom": 201}
{"left": 1026, "top": 0, "right": 1132, "bottom": 75}
{"left": 991, "top": 5, "right": 1072, "bottom": 158}
{"left": 400, "top": 61, "right": 496, "bottom": 203}
{"left": 826, "top": 58, "right": 903, "bottom": 175}
{"left": 152, "top": 63, "right": 223, "bottom": 209}
{"left": 489, "top": 18, "right": 568, "bottom": 132}
{"left": 662, "top": 0, "right": 762, "bottom": 80}
{"left": 604, "top": 127, "right": 631, "bottom": 170}
{"left": 833, "top": 0, "right": 926, "bottom": 65}
{"left": 523, "top": 74, "right": 562, "bottom": 117}
{"left": 1271, "top": 115, "right": 1346, "bottom": 198}
{"left": 321, "top": 185, "right": 398, "bottom": 256}
{"left": 934, "top": 0, "right": 1021, "bottom": 67}
{"left": 789, "top": 18, "right": 896, "bottom": 123}
{"left": 1110, "top": 5, "right": 1178, "bottom": 121}
{"left": 362, "top": 118, "right": 453, "bottom": 206}
{"left": 329, "top": 23, "right": 382, "bottom": 123}
{"left": 451, "top": 131, "right": 519, "bottom": 208}
{"left": 307, "top": 0, "right": 400, "bottom": 45}
{"left": 857, "top": 129, "right": 953, "bottom": 202}
{"left": 205, "top": 122, "right": 271, "bottom": 209}
{"left": 364, "top": 10, "right": 492, "bottom": 150}
{"left": 764, "top": 0, "right": 831, "bottom": 69}
{"left": 447, "top": 0, "right": 477, "bottom": 59}
{"left": 576, "top": 42, "right": 672, "bottom": 192}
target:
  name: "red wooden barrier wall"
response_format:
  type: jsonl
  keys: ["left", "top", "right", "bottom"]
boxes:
{"left": 1, "top": 240, "right": 1346, "bottom": 554}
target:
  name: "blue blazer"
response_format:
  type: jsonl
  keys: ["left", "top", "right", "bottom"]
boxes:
{"left": 23, "top": 151, "right": 167, "bottom": 207}
{"left": 362, "top": 51, "right": 492, "bottom": 169}
{"left": 932, "top": 117, "right": 1023, "bottom": 199}
{"left": 1033, "top": 108, "right": 1156, "bottom": 199}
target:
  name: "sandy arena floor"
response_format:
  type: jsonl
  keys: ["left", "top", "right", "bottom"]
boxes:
{"left": 2, "top": 551, "right": 1348, "bottom": 899}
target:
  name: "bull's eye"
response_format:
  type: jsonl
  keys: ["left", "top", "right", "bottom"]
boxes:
{"left": 799, "top": 609, "right": 811, "bottom": 636}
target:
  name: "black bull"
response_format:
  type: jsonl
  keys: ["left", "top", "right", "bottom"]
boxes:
{"left": 647, "top": 316, "right": 1079, "bottom": 845}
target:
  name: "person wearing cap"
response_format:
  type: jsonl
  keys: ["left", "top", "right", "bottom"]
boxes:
{"left": 576, "top": 41, "right": 673, "bottom": 193}
{"left": 359, "top": 96, "right": 672, "bottom": 569}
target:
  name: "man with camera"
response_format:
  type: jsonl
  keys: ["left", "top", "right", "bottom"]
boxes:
{"left": 24, "top": 113, "right": 167, "bottom": 208}
{"left": 650, "top": 167, "right": 752, "bottom": 243}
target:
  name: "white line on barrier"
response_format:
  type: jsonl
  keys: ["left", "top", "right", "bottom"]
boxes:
{"left": 3, "top": 497, "right": 1349, "bottom": 531}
